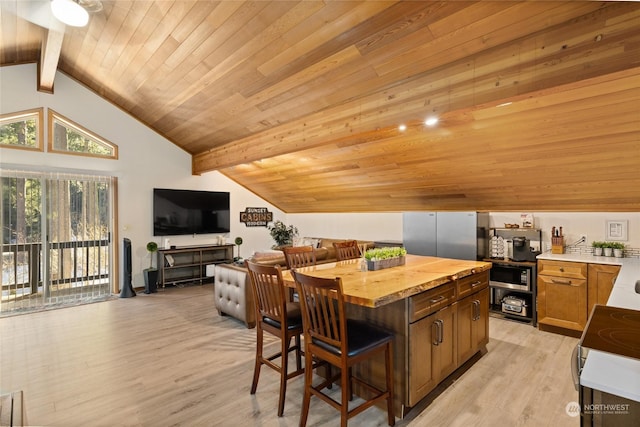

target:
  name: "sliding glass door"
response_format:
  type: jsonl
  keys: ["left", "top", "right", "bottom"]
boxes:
{"left": 1, "top": 170, "right": 115, "bottom": 315}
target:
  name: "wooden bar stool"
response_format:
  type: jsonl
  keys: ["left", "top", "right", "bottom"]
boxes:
{"left": 332, "top": 240, "right": 361, "bottom": 261}
{"left": 282, "top": 245, "right": 317, "bottom": 269}
{"left": 291, "top": 269, "right": 395, "bottom": 427}
{"left": 282, "top": 245, "right": 317, "bottom": 301}
{"left": 246, "top": 261, "right": 304, "bottom": 416}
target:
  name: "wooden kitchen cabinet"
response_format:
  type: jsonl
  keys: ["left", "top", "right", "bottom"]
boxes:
{"left": 456, "top": 287, "right": 489, "bottom": 365}
{"left": 537, "top": 260, "right": 588, "bottom": 333}
{"left": 407, "top": 271, "right": 489, "bottom": 406}
{"left": 538, "top": 260, "right": 623, "bottom": 336}
{"left": 587, "top": 264, "right": 620, "bottom": 316}
{"left": 408, "top": 303, "right": 456, "bottom": 406}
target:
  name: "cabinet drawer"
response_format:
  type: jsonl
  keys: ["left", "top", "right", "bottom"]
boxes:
{"left": 538, "top": 274, "right": 587, "bottom": 288}
{"left": 457, "top": 271, "right": 489, "bottom": 299}
{"left": 410, "top": 282, "right": 456, "bottom": 323}
{"left": 538, "top": 260, "right": 587, "bottom": 280}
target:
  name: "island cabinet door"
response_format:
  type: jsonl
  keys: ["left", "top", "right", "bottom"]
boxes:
{"left": 408, "top": 304, "right": 456, "bottom": 406}
{"left": 456, "top": 287, "right": 490, "bottom": 366}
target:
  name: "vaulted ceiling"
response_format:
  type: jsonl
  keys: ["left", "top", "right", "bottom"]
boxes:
{"left": 1, "top": 1, "right": 639, "bottom": 212}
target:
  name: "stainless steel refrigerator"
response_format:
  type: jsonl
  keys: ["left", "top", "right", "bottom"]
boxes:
{"left": 402, "top": 212, "right": 489, "bottom": 260}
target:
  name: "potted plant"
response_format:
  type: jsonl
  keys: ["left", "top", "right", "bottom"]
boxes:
{"left": 144, "top": 241, "right": 159, "bottom": 293}
{"left": 267, "top": 220, "right": 298, "bottom": 248}
{"left": 234, "top": 237, "right": 243, "bottom": 262}
{"left": 602, "top": 242, "right": 614, "bottom": 257}
{"left": 363, "top": 246, "right": 407, "bottom": 271}
{"left": 591, "top": 241, "right": 604, "bottom": 256}
{"left": 610, "top": 242, "right": 625, "bottom": 258}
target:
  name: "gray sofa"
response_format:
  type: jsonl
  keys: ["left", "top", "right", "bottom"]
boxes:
{"left": 213, "top": 264, "right": 256, "bottom": 328}
{"left": 248, "top": 237, "right": 375, "bottom": 267}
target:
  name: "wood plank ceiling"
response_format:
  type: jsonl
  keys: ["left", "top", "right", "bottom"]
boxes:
{"left": 1, "top": 1, "right": 639, "bottom": 212}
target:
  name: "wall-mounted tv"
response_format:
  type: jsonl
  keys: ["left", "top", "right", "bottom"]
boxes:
{"left": 153, "top": 188, "right": 230, "bottom": 236}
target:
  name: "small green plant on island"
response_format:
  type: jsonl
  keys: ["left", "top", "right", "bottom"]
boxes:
{"left": 591, "top": 241, "right": 605, "bottom": 249}
{"left": 364, "top": 246, "right": 407, "bottom": 261}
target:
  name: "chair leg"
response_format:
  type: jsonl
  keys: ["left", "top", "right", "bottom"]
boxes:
{"left": 299, "top": 346, "right": 314, "bottom": 427}
{"left": 295, "top": 333, "right": 302, "bottom": 372}
{"left": 386, "top": 343, "right": 395, "bottom": 426}
{"left": 277, "top": 335, "right": 291, "bottom": 417}
{"left": 341, "top": 364, "right": 349, "bottom": 427}
{"left": 250, "top": 326, "right": 263, "bottom": 394}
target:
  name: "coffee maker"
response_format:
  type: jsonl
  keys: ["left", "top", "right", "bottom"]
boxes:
{"left": 511, "top": 236, "right": 540, "bottom": 262}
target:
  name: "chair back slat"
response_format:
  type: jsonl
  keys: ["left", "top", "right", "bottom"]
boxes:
{"left": 333, "top": 240, "right": 361, "bottom": 261}
{"left": 282, "top": 245, "right": 317, "bottom": 269}
{"left": 246, "top": 262, "right": 287, "bottom": 323}
{"left": 292, "top": 269, "right": 346, "bottom": 352}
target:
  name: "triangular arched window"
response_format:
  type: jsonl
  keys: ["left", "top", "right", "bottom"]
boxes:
{"left": 48, "top": 109, "right": 118, "bottom": 159}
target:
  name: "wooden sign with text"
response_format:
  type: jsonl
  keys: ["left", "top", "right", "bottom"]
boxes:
{"left": 240, "top": 207, "right": 273, "bottom": 227}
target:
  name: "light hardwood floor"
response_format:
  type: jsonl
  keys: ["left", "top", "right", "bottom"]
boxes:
{"left": 1, "top": 284, "right": 580, "bottom": 426}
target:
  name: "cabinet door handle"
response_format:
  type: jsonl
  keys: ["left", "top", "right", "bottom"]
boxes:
{"left": 473, "top": 300, "right": 480, "bottom": 321}
{"left": 471, "top": 281, "right": 483, "bottom": 288}
{"left": 551, "top": 278, "right": 573, "bottom": 285}
{"left": 432, "top": 321, "right": 440, "bottom": 346}
{"left": 437, "top": 319, "right": 444, "bottom": 344}
{"left": 430, "top": 295, "right": 445, "bottom": 304}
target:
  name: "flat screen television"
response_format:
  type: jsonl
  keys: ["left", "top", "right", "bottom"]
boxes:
{"left": 153, "top": 188, "right": 230, "bottom": 236}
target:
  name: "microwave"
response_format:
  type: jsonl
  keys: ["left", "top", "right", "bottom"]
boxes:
{"left": 489, "top": 263, "right": 532, "bottom": 291}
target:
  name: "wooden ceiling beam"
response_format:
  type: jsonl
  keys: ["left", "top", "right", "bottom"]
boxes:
{"left": 38, "top": 28, "right": 64, "bottom": 93}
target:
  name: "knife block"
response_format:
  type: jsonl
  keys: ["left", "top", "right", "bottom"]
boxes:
{"left": 551, "top": 236, "right": 565, "bottom": 254}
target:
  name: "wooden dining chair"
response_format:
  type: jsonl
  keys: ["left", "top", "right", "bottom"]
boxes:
{"left": 245, "top": 261, "right": 304, "bottom": 417}
{"left": 282, "top": 245, "right": 317, "bottom": 269}
{"left": 281, "top": 245, "right": 317, "bottom": 302}
{"left": 333, "top": 240, "right": 361, "bottom": 261}
{"left": 291, "top": 269, "right": 395, "bottom": 427}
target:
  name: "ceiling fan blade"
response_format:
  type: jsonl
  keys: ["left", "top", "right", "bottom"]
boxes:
{"left": 12, "top": 0, "right": 66, "bottom": 32}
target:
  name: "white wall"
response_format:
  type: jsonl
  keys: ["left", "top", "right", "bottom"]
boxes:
{"left": 490, "top": 212, "right": 640, "bottom": 255}
{"left": 289, "top": 213, "right": 403, "bottom": 243}
{"left": 0, "top": 64, "right": 284, "bottom": 287}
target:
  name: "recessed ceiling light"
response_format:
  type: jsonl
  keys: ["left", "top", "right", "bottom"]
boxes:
{"left": 497, "top": 102, "right": 513, "bottom": 108}
{"left": 51, "top": 0, "right": 89, "bottom": 27}
{"left": 425, "top": 117, "right": 438, "bottom": 127}
{"left": 398, "top": 124, "right": 407, "bottom": 131}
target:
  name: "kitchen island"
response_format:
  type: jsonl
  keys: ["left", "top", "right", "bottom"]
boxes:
{"left": 537, "top": 254, "right": 640, "bottom": 416}
{"left": 283, "top": 254, "right": 492, "bottom": 418}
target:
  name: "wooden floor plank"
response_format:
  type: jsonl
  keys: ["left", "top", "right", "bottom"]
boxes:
{"left": 0, "top": 284, "right": 580, "bottom": 426}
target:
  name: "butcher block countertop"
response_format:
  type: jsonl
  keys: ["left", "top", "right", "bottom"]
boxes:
{"left": 282, "top": 254, "right": 492, "bottom": 308}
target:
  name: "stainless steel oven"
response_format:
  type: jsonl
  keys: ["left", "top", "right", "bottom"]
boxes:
{"left": 489, "top": 263, "right": 532, "bottom": 291}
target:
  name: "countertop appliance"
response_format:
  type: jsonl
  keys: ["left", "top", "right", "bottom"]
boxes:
{"left": 501, "top": 295, "right": 528, "bottom": 317}
{"left": 511, "top": 236, "right": 540, "bottom": 262}
{"left": 402, "top": 212, "right": 489, "bottom": 260}
{"left": 489, "top": 262, "right": 532, "bottom": 291}
{"left": 573, "top": 305, "right": 640, "bottom": 426}
{"left": 489, "top": 228, "right": 541, "bottom": 262}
